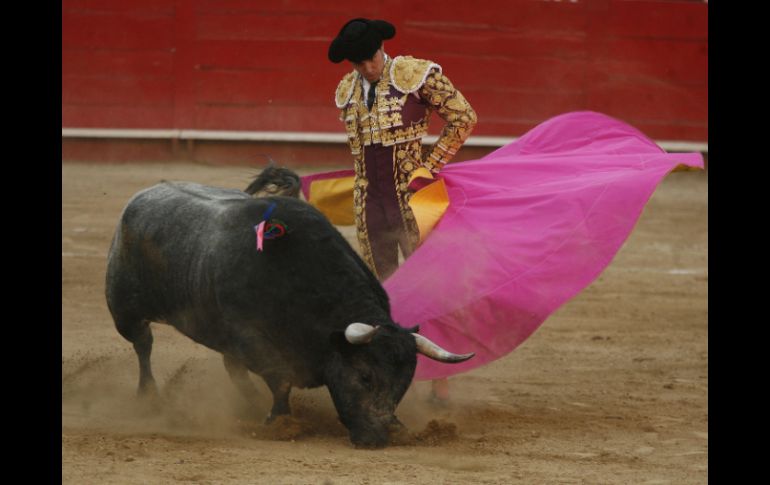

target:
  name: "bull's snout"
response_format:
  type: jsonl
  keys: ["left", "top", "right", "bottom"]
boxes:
{"left": 348, "top": 413, "right": 402, "bottom": 449}
{"left": 350, "top": 428, "right": 390, "bottom": 449}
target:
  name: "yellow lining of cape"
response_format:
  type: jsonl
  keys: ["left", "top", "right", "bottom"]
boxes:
{"left": 307, "top": 168, "right": 449, "bottom": 243}
{"left": 307, "top": 176, "right": 356, "bottom": 226}
{"left": 406, "top": 168, "right": 450, "bottom": 243}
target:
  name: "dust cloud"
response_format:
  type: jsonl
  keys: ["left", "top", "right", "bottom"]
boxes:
{"left": 61, "top": 340, "right": 474, "bottom": 449}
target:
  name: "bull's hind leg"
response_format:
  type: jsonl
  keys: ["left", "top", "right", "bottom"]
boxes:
{"left": 114, "top": 315, "right": 159, "bottom": 399}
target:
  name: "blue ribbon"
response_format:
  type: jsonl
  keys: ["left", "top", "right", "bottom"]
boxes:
{"left": 263, "top": 202, "right": 277, "bottom": 221}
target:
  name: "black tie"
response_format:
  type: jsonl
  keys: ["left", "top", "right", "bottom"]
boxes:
{"left": 367, "top": 82, "right": 376, "bottom": 110}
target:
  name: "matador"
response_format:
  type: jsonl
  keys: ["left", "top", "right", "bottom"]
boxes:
{"left": 328, "top": 18, "right": 477, "bottom": 280}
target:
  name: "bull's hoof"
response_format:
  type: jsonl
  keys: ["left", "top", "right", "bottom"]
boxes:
{"left": 353, "top": 441, "right": 388, "bottom": 450}
{"left": 264, "top": 412, "right": 290, "bottom": 425}
{"left": 260, "top": 414, "right": 304, "bottom": 441}
{"left": 136, "top": 385, "right": 162, "bottom": 414}
{"left": 138, "top": 383, "right": 160, "bottom": 399}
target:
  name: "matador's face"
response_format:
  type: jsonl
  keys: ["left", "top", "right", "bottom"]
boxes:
{"left": 351, "top": 47, "right": 385, "bottom": 83}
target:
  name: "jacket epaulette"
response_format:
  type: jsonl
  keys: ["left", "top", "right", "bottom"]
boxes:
{"left": 390, "top": 56, "right": 442, "bottom": 94}
{"left": 335, "top": 71, "right": 358, "bottom": 108}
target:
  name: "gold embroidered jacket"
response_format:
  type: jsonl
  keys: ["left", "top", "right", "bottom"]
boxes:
{"left": 335, "top": 55, "right": 477, "bottom": 275}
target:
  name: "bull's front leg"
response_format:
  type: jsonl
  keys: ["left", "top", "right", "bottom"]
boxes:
{"left": 263, "top": 374, "right": 292, "bottom": 424}
{"left": 222, "top": 354, "right": 261, "bottom": 403}
{"left": 233, "top": 337, "right": 293, "bottom": 424}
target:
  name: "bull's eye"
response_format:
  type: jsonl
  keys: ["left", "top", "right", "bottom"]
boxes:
{"left": 360, "top": 371, "right": 373, "bottom": 385}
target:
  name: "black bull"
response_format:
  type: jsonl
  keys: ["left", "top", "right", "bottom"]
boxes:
{"left": 105, "top": 170, "right": 473, "bottom": 448}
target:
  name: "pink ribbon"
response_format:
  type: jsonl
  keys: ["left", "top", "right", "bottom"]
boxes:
{"left": 255, "top": 221, "right": 266, "bottom": 252}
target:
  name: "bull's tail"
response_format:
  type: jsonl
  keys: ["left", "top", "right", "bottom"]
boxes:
{"left": 245, "top": 162, "right": 301, "bottom": 198}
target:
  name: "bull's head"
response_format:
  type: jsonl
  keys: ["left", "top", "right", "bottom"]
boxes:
{"left": 324, "top": 322, "right": 474, "bottom": 448}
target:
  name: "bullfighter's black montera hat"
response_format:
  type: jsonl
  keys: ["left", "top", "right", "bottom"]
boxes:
{"left": 327, "top": 18, "right": 396, "bottom": 63}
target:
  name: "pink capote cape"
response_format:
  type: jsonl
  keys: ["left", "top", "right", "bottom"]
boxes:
{"left": 304, "top": 111, "right": 704, "bottom": 380}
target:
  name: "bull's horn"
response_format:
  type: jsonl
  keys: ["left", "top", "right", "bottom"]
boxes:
{"left": 413, "top": 333, "right": 475, "bottom": 363}
{"left": 345, "top": 323, "right": 379, "bottom": 345}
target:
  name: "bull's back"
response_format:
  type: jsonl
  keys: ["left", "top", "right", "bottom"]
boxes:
{"left": 106, "top": 181, "right": 370, "bottom": 329}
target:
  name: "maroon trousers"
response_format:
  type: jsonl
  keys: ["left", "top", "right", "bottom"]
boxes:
{"left": 363, "top": 144, "right": 412, "bottom": 280}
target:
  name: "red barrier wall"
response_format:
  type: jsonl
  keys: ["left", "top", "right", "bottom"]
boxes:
{"left": 62, "top": 1, "right": 707, "bottom": 145}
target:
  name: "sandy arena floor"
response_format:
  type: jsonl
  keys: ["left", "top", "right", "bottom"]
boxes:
{"left": 62, "top": 161, "right": 707, "bottom": 484}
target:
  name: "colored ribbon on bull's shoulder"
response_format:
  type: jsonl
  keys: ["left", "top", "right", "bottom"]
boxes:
{"left": 255, "top": 202, "right": 288, "bottom": 252}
